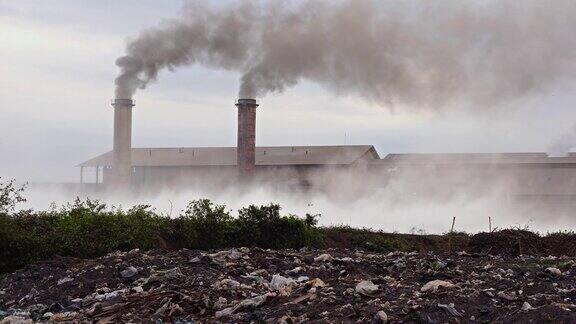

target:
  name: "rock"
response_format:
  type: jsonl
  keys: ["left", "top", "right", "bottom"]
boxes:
{"left": 522, "top": 302, "right": 535, "bottom": 311}
{"left": 120, "top": 266, "right": 138, "bottom": 278}
{"left": 314, "top": 254, "right": 333, "bottom": 262}
{"left": 355, "top": 280, "right": 379, "bottom": 296}
{"left": 371, "top": 310, "right": 388, "bottom": 323}
{"left": 546, "top": 267, "right": 562, "bottom": 276}
{"left": 421, "top": 280, "right": 455, "bottom": 292}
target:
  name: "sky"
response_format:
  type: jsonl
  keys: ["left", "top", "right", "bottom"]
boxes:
{"left": 1, "top": 0, "right": 576, "bottom": 183}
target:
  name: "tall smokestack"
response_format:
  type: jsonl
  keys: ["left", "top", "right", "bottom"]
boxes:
{"left": 235, "top": 98, "right": 259, "bottom": 177}
{"left": 111, "top": 98, "right": 135, "bottom": 186}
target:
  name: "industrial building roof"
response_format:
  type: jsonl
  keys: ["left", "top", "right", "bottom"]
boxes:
{"left": 373, "top": 152, "right": 576, "bottom": 165}
{"left": 78, "top": 145, "right": 380, "bottom": 167}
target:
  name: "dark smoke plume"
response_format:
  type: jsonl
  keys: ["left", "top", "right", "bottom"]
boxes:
{"left": 115, "top": 0, "right": 576, "bottom": 111}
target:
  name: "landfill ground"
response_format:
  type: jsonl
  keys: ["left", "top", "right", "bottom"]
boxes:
{"left": 3, "top": 242, "right": 576, "bottom": 323}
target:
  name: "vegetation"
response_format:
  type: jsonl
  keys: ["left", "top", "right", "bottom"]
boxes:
{"left": 3, "top": 178, "right": 576, "bottom": 275}
{"left": 0, "top": 177, "right": 464, "bottom": 274}
{"left": 0, "top": 179, "right": 327, "bottom": 273}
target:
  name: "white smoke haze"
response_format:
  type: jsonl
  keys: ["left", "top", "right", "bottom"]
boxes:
{"left": 20, "top": 165, "right": 576, "bottom": 234}
{"left": 548, "top": 124, "right": 576, "bottom": 157}
{"left": 115, "top": 0, "right": 576, "bottom": 111}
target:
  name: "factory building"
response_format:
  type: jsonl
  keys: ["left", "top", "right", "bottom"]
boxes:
{"left": 78, "top": 98, "right": 576, "bottom": 197}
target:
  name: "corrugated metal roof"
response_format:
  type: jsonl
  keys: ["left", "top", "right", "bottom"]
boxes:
{"left": 78, "top": 145, "right": 378, "bottom": 167}
{"left": 371, "top": 152, "right": 576, "bottom": 165}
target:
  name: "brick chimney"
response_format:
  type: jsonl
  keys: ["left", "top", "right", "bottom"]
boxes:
{"left": 235, "top": 98, "right": 259, "bottom": 177}
{"left": 111, "top": 98, "right": 134, "bottom": 186}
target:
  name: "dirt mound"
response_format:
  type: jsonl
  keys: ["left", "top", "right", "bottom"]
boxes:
{"left": 467, "top": 230, "right": 546, "bottom": 256}
{"left": 544, "top": 232, "right": 576, "bottom": 257}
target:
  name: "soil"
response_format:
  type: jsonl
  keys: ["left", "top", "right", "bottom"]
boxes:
{"left": 2, "top": 242, "right": 576, "bottom": 323}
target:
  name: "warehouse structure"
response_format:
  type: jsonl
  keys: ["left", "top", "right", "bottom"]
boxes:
{"left": 78, "top": 97, "right": 576, "bottom": 196}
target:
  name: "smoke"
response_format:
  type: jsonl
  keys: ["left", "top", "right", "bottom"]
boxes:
{"left": 548, "top": 124, "right": 576, "bottom": 157}
{"left": 22, "top": 164, "right": 576, "bottom": 234}
{"left": 115, "top": 0, "right": 576, "bottom": 111}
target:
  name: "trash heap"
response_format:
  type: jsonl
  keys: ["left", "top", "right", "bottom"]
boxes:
{"left": 2, "top": 247, "right": 576, "bottom": 323}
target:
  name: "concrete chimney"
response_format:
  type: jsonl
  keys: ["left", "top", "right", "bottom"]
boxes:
{"left": 235, "top": 98, "right": 259, "bottom": 177}
{"left": 111, "top": 98, "right": 135, "bottom": 186}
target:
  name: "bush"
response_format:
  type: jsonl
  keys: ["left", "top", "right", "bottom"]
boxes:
{"left": 172, "top": 199, "right": 235, "bottom": 250}
{"left": 0, "top": 197, "right": 322, "bottom": 273}
{"left": 234, "top": 204, "right": 318, "bottom": 249}
{"left": 0, "top": 178, "right": 26, "bottom": 214}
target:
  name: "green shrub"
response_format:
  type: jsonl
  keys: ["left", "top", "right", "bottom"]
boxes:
{"left": 0, "top": 196, "right": 324, "bottom": 273}
{"left": 233, "top": 204, "right": 321, "bottom": 249}
{"left": 0, "top": 178, "right": 26, "bottom": 214}
{"left": 172, "top": 199, "right": 235, "bottom": 250}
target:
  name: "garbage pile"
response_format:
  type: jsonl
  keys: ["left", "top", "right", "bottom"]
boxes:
{"left": 2, "top": 247, "right": 576, "bottom": 323}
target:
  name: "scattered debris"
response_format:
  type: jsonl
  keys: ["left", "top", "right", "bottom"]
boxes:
{"left": 372, "top": 310, "right": 388, "bottom": 323}
{"left": 522, "top": 301, "right": 535, "bottom": 311}
{"left": 497, "top": 291, "right": 517, "bottom": 301}
{"left": 270, "top": 275, "right": 297, "bottom": 296}
{"left": 120, "top": 266, "right": 138, "bottom": 278}
{"left": 355, "top": 280, "right": 379, "bottom": 297}
{"left": 438, "top": 303, "right": 463, "bottom": 317}
{"left": 2, "top": 248, "right": 576, "bottom": 322}
{"left": 56, "top": 277, "right": 73, "bottom": 285}
{"left": 421, "top": 280, "right": 455, "bottom": 292}
{"left": 546, "top": 267, "right": 562, "bottom": 276}
{"left": 314, "top": 253, "right": 333, "bottom": 262}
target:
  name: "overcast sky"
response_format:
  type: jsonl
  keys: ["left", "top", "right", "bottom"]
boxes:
{"left": 1, "top": 0, "right": 576, "bottom": 183}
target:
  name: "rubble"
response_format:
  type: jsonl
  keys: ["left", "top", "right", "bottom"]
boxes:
{"left": 270, "top": 275, "right": 297, "bottom": 296}
{"left": 421, "top": 279, "right": 455, "bottom": 292}
{"left": 546, "top": 267, "right": 562, "bottom": 276}
{"left": 522, "top": 301, "right": 535, "bottom": 311}
{"left": 120, "top": 266, "right": 138, "bottom": 278}
{"left": 2, "top": 248, "right": 576, "bottom": 322}
{"left": 314, "top": 253, "right": 333, "bottom": 262}
{"left": 373, "top": 310, "right": 388, "bottom": 323}
{"left": 355, "top": 280, "right": 379, "bottom": 296}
